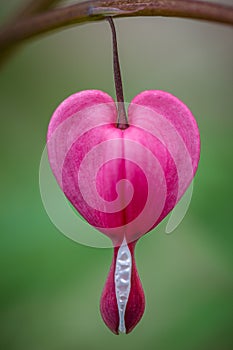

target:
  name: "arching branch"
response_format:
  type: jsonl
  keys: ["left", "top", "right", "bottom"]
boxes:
{"left": 0, "top": 0, "right": 233, "bottom": 63}
{"left": 1, "top": 0, "right": 61, "bottom": 65}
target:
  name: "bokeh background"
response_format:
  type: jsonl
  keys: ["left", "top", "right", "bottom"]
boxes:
{"left": 0, "top": 1, "right": 233, "bottom": 349}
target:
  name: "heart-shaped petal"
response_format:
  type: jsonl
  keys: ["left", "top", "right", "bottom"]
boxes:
{"left": 47, "top": 89, "right": 200, "bottom": 334}
{"left": 47, "top": 89, "right": 200, "bottom": 243}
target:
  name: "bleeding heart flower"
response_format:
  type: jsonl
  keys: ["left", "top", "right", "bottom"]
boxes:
{"left": 47, "top": 88, "right": 200, "bottom": 334}
{"left": 46, "top": 17, "right": 200, "bottom": 335}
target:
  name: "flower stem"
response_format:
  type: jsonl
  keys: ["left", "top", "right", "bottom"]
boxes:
{"left": 0, "top": 1, "right": 232, "bottom": 67}
{"left": 0, "top": 0, "right": 60, "bottom": 66}
{"left": 107, "top": 17, "right": 128, "bottom": 130}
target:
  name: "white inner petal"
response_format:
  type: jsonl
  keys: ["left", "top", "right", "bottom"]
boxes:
{"left": 114, "top": 237, "right": 132, "bottom": 333}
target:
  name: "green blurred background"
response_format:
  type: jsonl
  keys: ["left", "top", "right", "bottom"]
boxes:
{"left": 0, "top": 1, "right": 233, "bottom": 349}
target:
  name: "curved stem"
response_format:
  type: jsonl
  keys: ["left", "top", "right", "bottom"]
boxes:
{"left": 0, "top": 0, "right": 233, "bottom": 63}
{"left": 0, "top": 0, "right": 61, "bottom": 65}
{"left": 107, "top": 17, "right": 128, "bottom": 129}
{"left": 11, "top": 0, "right": 60, "bottom": 20}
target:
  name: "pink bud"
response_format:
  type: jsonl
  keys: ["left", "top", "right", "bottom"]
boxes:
{"left": 47, "top": 89, "right": 200, "bottom": 334}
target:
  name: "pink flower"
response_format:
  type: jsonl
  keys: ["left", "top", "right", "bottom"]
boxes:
{"left": 47, "top": 89, "right": 200, "bottom": 334}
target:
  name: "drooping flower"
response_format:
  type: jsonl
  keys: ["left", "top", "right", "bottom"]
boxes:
{"left": 47, "top": 89, "right": 200, "bottom": 334}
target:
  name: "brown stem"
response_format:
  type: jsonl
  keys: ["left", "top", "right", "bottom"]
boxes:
{"left": 107, "top": 17, "right": 128, "bottom": 130}
{"left": 0, "top": 0, "right": 61, "bottom": 65}
{"left": 0, "top": 0, "right": 233, "bottom": 64}
{"left": 10, "top": 0, "right": 60, "bottom": 19}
